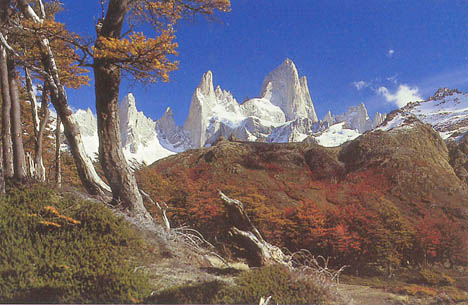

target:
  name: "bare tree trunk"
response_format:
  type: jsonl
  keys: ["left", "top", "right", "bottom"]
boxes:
{"left": 0, "top": 0, "right": 13, "bottom": 180}
{"left": 0, "top": 45, "right": 13, "bottom": 179}
{"left": 25, "top": 70, "right": 49, "bottom": 182}
{"left": 48, "top": 86, "right": 110, "bottom": 196}
{"left": 55, "top": 115, "right": 61, "bottom": 188}
{"left": 7, "top": 58, "right": 26, "bottom": 180}
{"left": 0, "top": 143, "right": 5, "bottom": 193}
{"left": 219, "top": 191, "right": 290, "bottom": 267}
{"left": 93, "top": 0, "right": 147, "bottom": 215}
{"left": 34, "top": 97, "right": 49, "bottom": 181}
{"left": 13, "top": 0, "right": 111, "bottom": 197}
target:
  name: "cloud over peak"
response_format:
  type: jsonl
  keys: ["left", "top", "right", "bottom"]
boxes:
{"left": 378, "top": 84, "right": 422, "bottom": 107}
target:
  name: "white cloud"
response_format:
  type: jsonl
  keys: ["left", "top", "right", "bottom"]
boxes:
{"left": 387, "top": 49, "right": 395, "bottom": 57}
{"left": 352, "top": 80, "right": 369, "bottom": 90}
{"left": 377, "top": 84, "right": 422, "bottom": 107}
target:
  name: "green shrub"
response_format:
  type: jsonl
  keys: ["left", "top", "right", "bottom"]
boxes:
{"left": 0, "top": 185, "right": 151, "bottom": 303}
{"left": 418, "top": 268, "right": 455, "bottom": 286}
{"left": 216, "top": 265, "right": 328, "bottom": 304}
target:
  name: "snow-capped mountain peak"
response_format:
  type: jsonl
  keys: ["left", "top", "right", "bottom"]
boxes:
{"left": 71, "top": 59, "right": 440, "bottom": 168}
{"left": 260, "top": 58, "right": 318, "bottom": 122}
{"left": 376, "top": 88, "right": 468, "bottom": 140}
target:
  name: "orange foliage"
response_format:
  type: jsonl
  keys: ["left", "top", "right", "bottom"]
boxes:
{"left": 94, "top": 31, "right": 178, "bottom": 82}
{"left": 15, "top": 18, "right": 90, "bottom": 88}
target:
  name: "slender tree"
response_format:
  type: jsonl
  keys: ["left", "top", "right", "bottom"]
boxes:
{"left": 0, "top": 1, "right": 13, "bottom": 179}
{"left": 24, "top": 70, "right": 49, "bottom": 182}
{"left": 7, "top": 57, "right": 26, "bottom": 180}
{"left": 0, "top": 45, "right": 13, "bottom": 179}
{"left": 0, "top": 142, "right": 5, "bottom": 193}
{"left": 55, "top": 115, "right": 61, "bottom": 188}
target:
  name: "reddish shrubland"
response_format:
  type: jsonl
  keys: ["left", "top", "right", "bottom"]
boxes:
{"left": 136, "top": 141, "right": 468, "bottom": 273}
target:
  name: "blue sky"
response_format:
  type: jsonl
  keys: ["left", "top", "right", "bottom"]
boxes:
{"left": 58, "top": 0, "right": 468, "bottom": 125}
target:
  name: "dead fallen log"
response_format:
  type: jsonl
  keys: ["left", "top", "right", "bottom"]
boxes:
{"left": 219, "top": 191, "right": 291, "bottom": 267}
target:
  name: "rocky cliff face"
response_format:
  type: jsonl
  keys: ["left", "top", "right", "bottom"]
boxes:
{"left": 324, "top": 103, "right": 386, "bottom": 134}
{"left": 72, "top": 94, "right": 175, "bottom": 166}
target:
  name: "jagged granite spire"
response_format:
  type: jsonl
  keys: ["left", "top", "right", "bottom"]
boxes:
{"left": 260, "top": 58, "right": 318, "bottom": 122}
{"left": 119, "top": 93, "right": 157, "bottom": 153}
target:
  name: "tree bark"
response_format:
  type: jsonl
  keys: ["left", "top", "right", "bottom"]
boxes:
{"left": 93, "top": 0, "right": 147, "bottom": 215}
{"left": 55, "top": 115, "right": 61, "bottom": 188}
{"left": 7, "top": 58, "right": 26, "bottom": 180}
{"left": 0, "top": 45, "right": 13, "bottom": 179}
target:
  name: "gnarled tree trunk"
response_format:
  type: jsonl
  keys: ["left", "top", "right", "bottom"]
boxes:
{"left": 93, "top": 0, "right": 148, "bottom": 216}
{"left": 219, "top": 191, "right": 290, "bottom": 267}
{"left": 94, "top": 62, "right": 146, "bottom": 214}
{"left": 0, "top": 0, "right": 13, "bottom": 180}
{"left": 48, "top": 85, "right": 110, "bottom": 196}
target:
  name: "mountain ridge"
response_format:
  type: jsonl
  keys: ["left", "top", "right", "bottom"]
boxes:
{"left": 71, "top": 59, "right": 467, "bottom": 168}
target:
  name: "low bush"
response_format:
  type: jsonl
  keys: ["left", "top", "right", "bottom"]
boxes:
{"left": 0, "top": 185, "right": 151, "bottom": 303}
{"left": 216, "top": 265, "right": 328, "bottom": 304}
{"left": 440, "top": 286, "right": 468, "bottom": 302}
{"left": 149, "top": 265, "right": 329, "bottom": 304}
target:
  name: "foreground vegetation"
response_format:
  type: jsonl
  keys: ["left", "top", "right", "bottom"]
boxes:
{"left": 0, "top": 185, "right": 151, "bottom": 303}
{"left": 0, "top": 185, "right": 338, "bottom": 304}
{"left": 1, "top": 184, "right": 467, "bottom": 304}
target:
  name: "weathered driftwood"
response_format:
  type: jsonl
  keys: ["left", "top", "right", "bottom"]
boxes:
{"left": 219, "top": 191, "right": 291, "bottom": 267}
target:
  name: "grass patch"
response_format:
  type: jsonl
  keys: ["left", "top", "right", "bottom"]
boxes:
{"left": 0, "top": 185, "right": 151, "bottom": 303}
